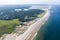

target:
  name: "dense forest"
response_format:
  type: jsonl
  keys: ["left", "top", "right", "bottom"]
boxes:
{"left": 0, "top": 5, "right": 44, "bottom": 22}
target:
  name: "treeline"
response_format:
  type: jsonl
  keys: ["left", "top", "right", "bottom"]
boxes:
{"left": 0, "top": 6, "right": 44, "bottom": 22}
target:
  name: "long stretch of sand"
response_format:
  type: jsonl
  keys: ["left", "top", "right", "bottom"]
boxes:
{"left": 16, "top": 9, "right": 50, "bottom": 40}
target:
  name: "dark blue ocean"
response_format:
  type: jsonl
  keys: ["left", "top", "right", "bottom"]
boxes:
{"left": 36, "top": 5, "right": 60, "bottom": 40}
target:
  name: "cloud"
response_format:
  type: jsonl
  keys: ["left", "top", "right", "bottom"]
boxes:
{"left": 0, "top": 0, "right": 59, "bottom": 5}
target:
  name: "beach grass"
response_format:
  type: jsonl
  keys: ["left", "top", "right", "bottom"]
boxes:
{"left": 0, "top": 19, "right": 22, "bottom": 37}
{"left": 37, "top": 12, "right": 45, "bottom": 18}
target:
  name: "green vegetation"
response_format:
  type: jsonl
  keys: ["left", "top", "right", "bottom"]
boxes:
{"left": 0, "top": 19, "right": 22, "bottom": 37}
{"left": 37, "top": 12, "right": 45, "bottom": 18}
{"left": 0, "top": 11, "right": 45, "bottom": 37}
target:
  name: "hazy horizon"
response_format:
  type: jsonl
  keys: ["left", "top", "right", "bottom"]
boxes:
{"left": 0, "top": 0, "right": 60, "bottom": 5}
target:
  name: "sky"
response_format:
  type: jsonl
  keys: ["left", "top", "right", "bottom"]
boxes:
{"left": 0, "top": 0, "right": 60, "bottom": 5}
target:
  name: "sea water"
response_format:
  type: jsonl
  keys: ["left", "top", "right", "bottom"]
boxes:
{"left": 36, "top": 5, "right": 60, "bottom": 40}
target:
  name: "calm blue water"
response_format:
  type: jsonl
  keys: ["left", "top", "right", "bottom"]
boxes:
{"left": 36, "top": 5, "right": 60, "bottom": 40}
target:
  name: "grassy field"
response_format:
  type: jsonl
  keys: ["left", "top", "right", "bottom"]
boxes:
{"left": 0, "top": 19, "right": 22, "bottom": 37}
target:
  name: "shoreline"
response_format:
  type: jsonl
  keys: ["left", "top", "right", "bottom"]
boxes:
{"left": 32, "top": 11, "right": 50, "bottom": 40}
{"left": 16, "top": 9, "right": 50, "bottom": 40}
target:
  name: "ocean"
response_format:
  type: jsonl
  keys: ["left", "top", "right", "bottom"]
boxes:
{"left": 35, "top": 5, "right": 60, "bottom": 40}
